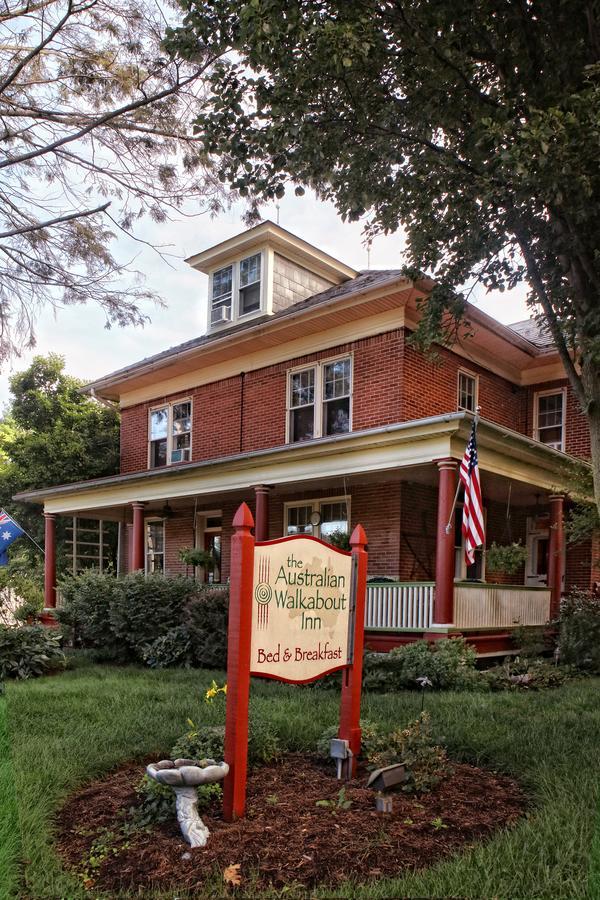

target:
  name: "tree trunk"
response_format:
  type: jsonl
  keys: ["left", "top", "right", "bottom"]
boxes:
{"left": 582, "top": 368, "right": 600, "bottom": 523}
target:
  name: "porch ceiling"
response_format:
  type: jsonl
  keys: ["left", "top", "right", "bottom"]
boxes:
{"left": 14, "top": 412, "right": 582, "bottom": 517}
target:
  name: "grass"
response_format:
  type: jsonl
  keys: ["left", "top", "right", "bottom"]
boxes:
{"left": 0, "top": 697, "right": 20, "bottom": 900}
{"left": 3, "top": 662, "right": 600, "bottom": 898}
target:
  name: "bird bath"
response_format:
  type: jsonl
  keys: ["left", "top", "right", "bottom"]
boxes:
{"left": 146, "top": 758, "right": 229, "bottom": 847}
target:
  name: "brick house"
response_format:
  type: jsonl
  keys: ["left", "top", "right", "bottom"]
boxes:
{"left": 16, "top": 221, "right": 598, "bottom": 654}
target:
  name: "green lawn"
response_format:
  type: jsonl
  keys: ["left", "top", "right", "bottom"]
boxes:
{"left": 3, "top": 663, "right": 600, "bottom": 899}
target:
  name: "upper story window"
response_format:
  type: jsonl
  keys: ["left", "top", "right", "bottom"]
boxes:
{"left": 457, "top": 369, "right": 478, "bottom": 413}
{"left": 535, "top": 389, "right": 565, "bottom": 451}
{"left": 149, "top": 400, "right": 192, "bottom": 468}
{"left": 287, "top": 356, "right": 352, "bottom": 443}
{"left": 210, "top": 253, "right": 262, "bottom": 326}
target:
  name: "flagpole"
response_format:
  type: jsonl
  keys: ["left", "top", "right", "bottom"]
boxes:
{"left": 444, "top": 406, "right": 481, "bottom": 534}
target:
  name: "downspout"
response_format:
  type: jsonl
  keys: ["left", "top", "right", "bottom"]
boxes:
{"left": 239, "top": 371, "right": 246, "bottom": 453}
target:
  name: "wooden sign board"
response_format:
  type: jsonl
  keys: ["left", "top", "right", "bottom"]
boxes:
{"left": 250, "top": 537, "right": 354, "bottom": 683}
{"left": 223, "top": 503, "right": 367, "bottom": 823}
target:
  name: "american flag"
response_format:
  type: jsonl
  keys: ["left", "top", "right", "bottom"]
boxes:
{"left": 459, "top": 422, "right": 485, "bottom": 566}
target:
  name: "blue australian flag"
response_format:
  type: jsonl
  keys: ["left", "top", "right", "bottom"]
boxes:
{"left": 0, "top": 510, "right": 25, "bottom": 566}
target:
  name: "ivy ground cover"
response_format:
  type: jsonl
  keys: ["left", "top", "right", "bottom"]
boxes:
{"left": 4, "top": 663, "right": 600, "bottom": 898}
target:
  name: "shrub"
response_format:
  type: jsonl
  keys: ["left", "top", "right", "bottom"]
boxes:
{"left": 559, "top": 589, "right": 600, "bottom": 671}
{"left": 57, "top": 570, "right": 122, "bottom": 659}
{"left": 108, "top": 574, "right": 197, "bottom": 655}
{"left": 142, "top": 626, "right": 192, "bottom": 669}
{"left": 171, "top": 709, "right": 280, "bottom": 766}
{"left": 184, "top": 585, "right": 229, "bottom": 668}
{"left": 483, "top": 658, "right": 567, "bottom": 691}
{"left": 0, "top": 625, "right": 66, "bottom": 680}
{"left": 364, "top": 712, "right": 451, "bottom": 794}
{"left": 363, "top": 638, "right": 478, "bottom": 692}
{"left": 57, "top": 572, "right": 225, "bottom": 667}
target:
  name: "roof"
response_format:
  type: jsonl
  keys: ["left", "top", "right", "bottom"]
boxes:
{"left": 508, "top": 318, "right": 554, "bottom": 351}
{"left": 84, "top": 269, "right": 408, "bottom": 395}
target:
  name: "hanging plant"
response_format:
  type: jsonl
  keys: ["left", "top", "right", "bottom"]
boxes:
{"left": 178, "top": 548, "right": 215, "bottom": 571}
{"left": 486, "top": 542, "right": 528, "bottom": 575}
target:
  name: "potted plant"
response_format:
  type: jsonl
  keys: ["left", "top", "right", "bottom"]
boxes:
{"left": 486, "top": 541, "right": 528, "bottom": 575}
{"left": 179, "top": 547, "right": 215, "bottom": 579}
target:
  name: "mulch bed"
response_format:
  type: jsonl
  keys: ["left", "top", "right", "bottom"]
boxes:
{"left": 56, "top": 754, "right": 525, "bottom": 895}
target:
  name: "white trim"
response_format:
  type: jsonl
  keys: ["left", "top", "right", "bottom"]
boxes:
{"left": 533, "top": 387, "right": 567, "bottom": 452}
{"left": 457, "top": 368, "right": 479, "bottom": 413}
{"left": 148, "top": 397, "right": 193, "bottom": 469}
{"left": 144, "top": 516, "right": 165, "bottom": 574}
{"left": 285, "top": 352, "right": 353, "bottom": 444}
{"left": 283, "top": 495, "right": 351, "bottom": 540}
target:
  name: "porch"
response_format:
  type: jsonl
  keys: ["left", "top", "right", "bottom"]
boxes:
{"left": 15, "top": 412, "right": 581, "bottom": 652}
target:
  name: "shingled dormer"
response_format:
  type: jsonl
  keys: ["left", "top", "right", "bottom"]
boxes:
{"left": 185, "top": 220, "right": 358, "bottom": 333}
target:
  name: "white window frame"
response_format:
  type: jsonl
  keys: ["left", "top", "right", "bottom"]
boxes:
{"left": 283, "top": 496, "right": 351, "bottom": 540}
{"left": 457, "top": 368, "right": 479, "bottom": 413}
{"left": 209, "top": 251, "right": 266, "bottom": 329}
{"left": 148, "top": 398, "right": 193, "bottom": 469}
{"left": 533, "top": 387, "right": 567, "bottom": 452}
{"left": 286, "top": 353, "right": 353, "bottom": 444}
{"left": 145, "top": 517, "right": 165, "bottom": 574}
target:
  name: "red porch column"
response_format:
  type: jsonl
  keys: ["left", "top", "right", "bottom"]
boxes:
{"left": 548, "top": 494, "right": 565, "bottom": 618}
{"left": 131, "top": 502, "right": 145, "bottom": 571}
{"left": 254, "top": 485, "right": 270, "bottom": 542}
{"left": 43, "top": 512, "right": 57, "bottom": 610}
{"left": 432, "top": 459, "right": 458, "bottom": 626}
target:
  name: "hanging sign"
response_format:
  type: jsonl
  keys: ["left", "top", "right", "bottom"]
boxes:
{"left": 250, "top": 537, "right": 354, "bottom": 683}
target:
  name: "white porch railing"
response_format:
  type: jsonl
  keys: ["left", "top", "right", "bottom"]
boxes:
{"left": 453, "top": 583, "right": 551, "bottom": 628}
{"left": 365, "top": 582, "right": 434, "bottom": 630}
{"left": 365, "top": 581, "right": 552, "bottom": 631}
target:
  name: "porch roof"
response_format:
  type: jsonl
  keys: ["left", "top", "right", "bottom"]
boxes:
{"left": 14, "top": 412, "right": 582, "bottom": 517}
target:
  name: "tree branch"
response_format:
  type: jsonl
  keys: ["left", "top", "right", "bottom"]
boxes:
{"left": 0, "top": 200, "right": 110, "bottom": 239}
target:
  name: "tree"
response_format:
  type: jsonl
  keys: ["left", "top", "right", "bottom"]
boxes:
{"left": 0, "top": 0, "right": 227, "bottom": 364}
{"left": 0, "top": 353, "right": 120, "bottom": 569}
{"left": 166, "top": 0, "right": 600, "bottom": 512}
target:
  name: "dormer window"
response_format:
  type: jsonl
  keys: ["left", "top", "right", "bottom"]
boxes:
{"left": 239, "top": 253, "right": 261, "bottom": 315}
{"left": 211, "top": 266, "right": 233, "bottom": 325}
{"left": 210, "top": 252, "right": 263, "bottom": 327}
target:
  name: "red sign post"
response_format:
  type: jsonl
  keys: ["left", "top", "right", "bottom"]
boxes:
{"left": 223, "top": 502, "right": 367, "bottom": 822}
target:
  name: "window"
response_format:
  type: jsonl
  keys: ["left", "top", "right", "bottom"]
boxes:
{"left": 457, "top": 370, "right": 478, "bottom": 413}
{"left": 535, "top": 390, "right": 565, "bottom": 450}
{"left": 454, "top": 506, "right": 485, "bottom": 581}
{"left": 287, "top": 356, "right": 352, "bottom": 443}
{"left": 211, "top": 265, "right": 233, "bottom": 325}
{"left": 146, "top": 520, "right": 164, "bottom": 574}
{"left": 285, "top": 497, "right": 349, "bottom": 541}
{"left": 149, "top": 400, "right": 192, "bottom": 468}
{"left": 239, "top": 253, "right": 261, "bottom": 315}
{"left": 210, "top": 253, "right": 263, "bottom": 325}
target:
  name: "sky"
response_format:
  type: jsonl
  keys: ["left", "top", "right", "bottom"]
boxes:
{"left": 0, "top": 190, "right": 531, "bottom": 408}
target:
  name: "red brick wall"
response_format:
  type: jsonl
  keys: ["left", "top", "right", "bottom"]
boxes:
{"left": 401, "top": 334, "right": 527, "bottom": 432}
{"left": 120, "top": 327, "right": 592, "bottom": 474}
